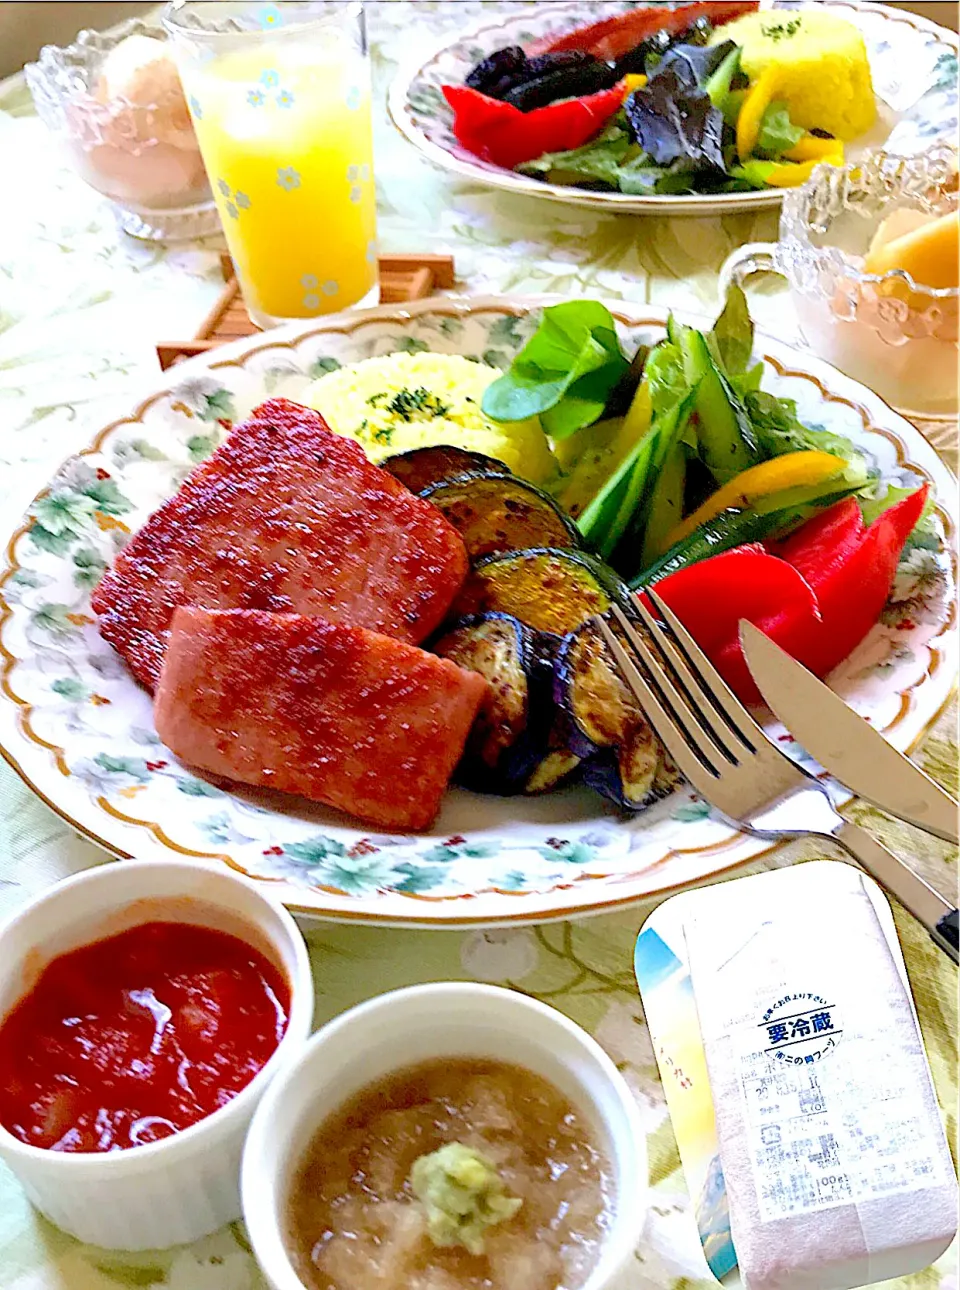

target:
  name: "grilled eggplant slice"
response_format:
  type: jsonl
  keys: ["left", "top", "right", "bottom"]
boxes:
{"left": 502, "top": 59, "right": 617, "bottom": 111}
{"left": 379, "top": 445, "right": 507, "bottom": 496}
{"left": 422, "top": 473, "right": 581, "bottom": 561}
{"left": 465, "top": 45, "right": 527, "bottom": 94}
{"left": 524, "top": 713, "right": 582, "bottom": 794}
{"left": 433, "top": 613, "right": 546, "bottom": 792}
{"left": 558, "top": 618, "right": 661, "bottom": 808}
{"left": 450, "top": 547, "right": 623, "bottom": 636}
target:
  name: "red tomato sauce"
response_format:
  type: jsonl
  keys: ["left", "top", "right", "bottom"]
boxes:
{"left": 0, "top": 921, "right": 290, "bottom": 1153}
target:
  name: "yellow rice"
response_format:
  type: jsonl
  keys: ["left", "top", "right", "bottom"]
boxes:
{"left": 305, "top": 351, "right": 556, "bottom": 483}
{"left": 711, "top": 7, "right": 877, "bottom": 141}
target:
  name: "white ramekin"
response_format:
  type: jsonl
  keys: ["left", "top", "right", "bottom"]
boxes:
{"left": 242, "top": 982, "right": 648, "bottom": 1290}
{"left": 0, "top": 858, "right": 313, "bottom": 1251}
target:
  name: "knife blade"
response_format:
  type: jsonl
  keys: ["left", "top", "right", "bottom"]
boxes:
{"left": 834, "top": 821, "right": 958, "bottom": 964}
{"left": 740, "top": 620, "right": 959, "bottom": 844}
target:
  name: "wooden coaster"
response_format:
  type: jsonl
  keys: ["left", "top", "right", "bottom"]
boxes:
{"left": 156, "top": 252, "right": 456, "bottom": 371}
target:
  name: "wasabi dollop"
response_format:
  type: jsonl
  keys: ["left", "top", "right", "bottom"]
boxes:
{"left": 410, "top": 1141, "right": 523, "bottom": 1255}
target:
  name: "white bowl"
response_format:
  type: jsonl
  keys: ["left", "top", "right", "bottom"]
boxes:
{"left": 242, "top": 982, "right": 648, "bottom": 1290}
{"left": 0, "top": 858, "right": 313, "bottom": 1250}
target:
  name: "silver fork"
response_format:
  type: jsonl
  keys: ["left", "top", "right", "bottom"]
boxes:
{"left": 594, "top": 592, "right": 960, "bottom": 965}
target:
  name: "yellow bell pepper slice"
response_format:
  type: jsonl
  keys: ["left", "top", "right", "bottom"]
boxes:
{"left": 621, "top": 74, "right": 647, "bottom": 96}
{"left": 784, "top": 134, "right": 845, "bottom": 164}
{"left": 763, "top": 155, "right": 844, "bottom": 188}
{"left": 736, "top": 66, "right": 780, "bottom": 160}
{"left": 663, "top": 451, "right": 847, "bottom": 549}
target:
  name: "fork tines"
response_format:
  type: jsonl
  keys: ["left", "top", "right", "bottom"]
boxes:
{"left": 594, "top": 591, "right": 766, "bottom": 787}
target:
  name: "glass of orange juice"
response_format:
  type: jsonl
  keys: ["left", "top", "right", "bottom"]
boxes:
{"left": 163, "top": 1, "right": 378, "bottom": 327}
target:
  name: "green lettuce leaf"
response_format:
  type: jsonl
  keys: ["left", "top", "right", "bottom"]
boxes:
{"left": 481, "top": 301, "right": 629, "bottom": 438}
{"left": 756, "top": 100, "right": 805, "bottom": 157}
{"left": 859, "top": 481, "right": 936, "bottom": 544}
{"left": 704, "top": 44, "right": 744, "bottom": 125}
{"left": 710, "top": 284, "right": 754, "bottom": 376}
{"left": 745, "top": 390, "right": 876, "bottom": 492}
{"left": 643, "top": 339, "right": 689, "bottom": 416}
{"left": 516, "top": 120, "right": 635, "bottom": 187}
{"left": 727, "top": 159, "right": 777, "bottom": 189}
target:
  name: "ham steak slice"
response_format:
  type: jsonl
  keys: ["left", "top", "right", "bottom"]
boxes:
{"left": 154, "top": 607, "right": 488, "bottom": 831}
{"left": 91, "top": 399, "right": 469, "bottom": 691}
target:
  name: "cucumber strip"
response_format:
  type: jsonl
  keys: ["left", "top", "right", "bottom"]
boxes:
{"left": 682, "top": 329, "right": 758, "bottom": 484}
{"left": 640, "top": 441, "right": 687, "bottom": 569}
{"left": 576, "top": 432, "right": 648, "bottom": 555}
{"left": 612, "top": 386, "right": 698, "bottom": 572}
{"left": 628, "top": 491, "right": 862, "bottom": 589}
{"left": 629, "top": 506, "right": 792, "bottom": 588}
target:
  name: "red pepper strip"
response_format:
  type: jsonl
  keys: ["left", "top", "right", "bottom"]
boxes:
{"left": 767, "top": 495, "right": 864, "bottom": 580}
{"left": 640, "top": 490, "right": 927, "bottom": 705}
{"left": 528, "top": 1, "right": 759, "bottom": 62}
{"left": 641, "top": 547, "right": 820, "bottom": 701}
{"left": 710, "top": 488, "right": 929, "bottom": 697}
{"left": 441, "top": 84, "right": 625, "bottom": 170}
{"left": 774, "top": 486, "right": 929, "bottom": 678}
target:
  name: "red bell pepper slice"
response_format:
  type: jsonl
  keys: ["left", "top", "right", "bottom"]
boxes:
{"left": 642, "top": 543, "right": 820, "bottom": 657}
{"left": 441, "top": 84, "right": 625, "bottom": 170}
{"left": 767, "top": 495, "right": 864, "bottom": 583}
{"left": 528, "top": 1, "right": 759, "bottom": 62}
{"left": 642, "top": 487, "right": 927, "bottom": 703}
{"left": 774, "top": 486, "right": 929, "bottom": 678}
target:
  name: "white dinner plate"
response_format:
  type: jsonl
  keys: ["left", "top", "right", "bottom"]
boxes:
{"left": 388, "top": 0, "right": 959, "bottom": 216}
{"left": 0, "top": 296, "right": 955, "bottom": 925}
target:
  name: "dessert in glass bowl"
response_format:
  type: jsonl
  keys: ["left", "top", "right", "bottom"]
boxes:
{"left": 720, "top": 146, "right": 959, "bottom": 418}
{"left": 25, "top": 19, "right": 219, "bottom": 242}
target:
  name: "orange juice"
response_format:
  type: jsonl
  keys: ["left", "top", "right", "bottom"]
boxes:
{"left": 180, "top": 28, "right": 377, "bottom": 324}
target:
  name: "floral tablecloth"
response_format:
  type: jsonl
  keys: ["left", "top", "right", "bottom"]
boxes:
{"left": 0, "top": 5, "right": 956, "bottom": 1288}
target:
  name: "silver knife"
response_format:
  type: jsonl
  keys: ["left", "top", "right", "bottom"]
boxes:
{"left": 741, "top": 622, "right": 959, "bottom": 964}
{"left": 741, "top": 621, "right": 959, "bottom": 844}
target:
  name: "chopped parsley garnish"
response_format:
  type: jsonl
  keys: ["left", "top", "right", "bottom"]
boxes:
{"left": 761, "top": 17, "right": 802, "bottom": 40}
{"left": 372, "top": 427, "right": 394, "bottom": 445}
{"left": 366, "top": 386, "right": 451, "bottom": 422}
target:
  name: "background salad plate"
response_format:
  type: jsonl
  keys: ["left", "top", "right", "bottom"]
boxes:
{"left": 388, "top": 0, "right": 959, "bottom": 216}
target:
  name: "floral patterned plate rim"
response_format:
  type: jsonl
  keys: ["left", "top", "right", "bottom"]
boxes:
{"left": 0, "top": 296, "right": 955, "bottom": 926}
{"left": 388, "top": 0, "right": 959, "bottom": 217}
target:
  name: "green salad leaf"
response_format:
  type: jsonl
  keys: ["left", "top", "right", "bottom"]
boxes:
{"left": 517, "top": 120, "right": 636, "bottom": 187}
{"left": 728, "top": 160, "right": 776, "bottom": 188}
{"left": 859, "top": 483, "right": 921, "bottom": 527}
{"left": 643, "top": 340, "right": 688, "bottom": 415}
{"left": 859, "top": 480, "right": 936, "bottom": 545}
{"left": 704, "top": 44, "right": 744, "bottom": 125}
{"left": 709, "top": 284, "right": 754, "bottom": 376}
{"left": 756, "top": 101, "right": 805, "bottom": 157}
{"left": 745, "top": 390, "right": 875, "bottom": 495}
{"left": 516, "top": 121, "right": 703, "bottom": 197}
{"left": 481, "top": 301, "right": 629, "bottom": 438}
{"left": 730, "top": 362, "right": 765, "bottom": 398}
{"left": 747, "top": 391, "right": 856, "bottom": 458}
